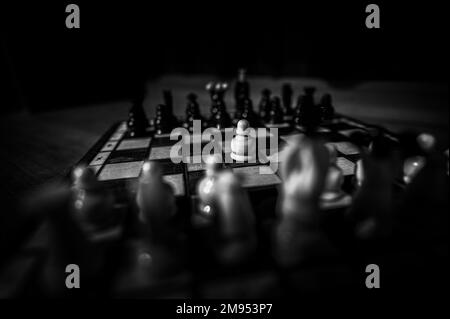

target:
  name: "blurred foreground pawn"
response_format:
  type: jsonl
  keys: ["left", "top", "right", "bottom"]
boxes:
{"left": 136, "top": 161, "right": 176, "bottom": 237}
{"left": 321, "top": 145, "right": 345, "bottom": 202}
{"left": 213, "top": 171, "right": 257, "bottom": 265}
{"left": 71, "top": 166, "right": 116, "bottom": 239}
{"left": 114, "top": 161, "right": 184, "bottom": 295}
{"left": 349, "top": 134, "right": 399, "bottom": 240}
{"left": 402, "top": 132, "right": 436, "bottom": 184}
{"left": 274, "top": 137, "right": 336, "bottom": 267}
{"left": 127, "top": 91, "right": 149, "bottom": 137}
{"left": 197, "top": 154, "right": 223, "bottom": 218}
{"left": 231, "top": 119, "right": 257, "bottom": 162}
{"left": 258, "top": 88, "right": 271, "bottom": 122}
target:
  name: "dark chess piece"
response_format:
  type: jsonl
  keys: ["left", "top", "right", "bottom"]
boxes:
{"left": 155, "top": 104, "right": 174, "bottom": 135}
{"left": 183, "top": 93, "right": 205, "bottom": 132}
{"left": 236, "top": 97, "right": 258, "bottom": 127}
{"left": 294, "top": 86, "right": 321, "bottom": 130}
{"left": 127, "top": 94, "right": 149, "bottom": 137}
{"left": 267, "top": 96, "right": 283, "bottom": 125}
{"left": 319, "top": 93, "right": 335, "bottom": 122}
{"left": 208, "top": 82, "right": 232, "bottom": 129}
{"left": 162, "top": 90, "right": 179, "bottom": 128}
{"left": 258, "top": 89, "right": 271, "bottom": 122}
{"left": 281, "top": 83, "right": 294, "bottom": 116}
{"left": 234, "top": 69, "right": 250, "bottom": 120}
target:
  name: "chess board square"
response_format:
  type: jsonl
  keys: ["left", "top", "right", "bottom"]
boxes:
{"left": 233, "top": 166, "right": 281, "bottom": 188}
{"left": 101, "top": 140, "right": 119, "bottom": 152}
{"left": 89, "top": 152, "right": 111, "bottom": 166}
{"left": 107, "top": 149, "right": 148, "bottom": 164}
{"left": 327, "top": 141, "right": 360, "bottom": 155}
{"left": 116, "top": 122, "right": 128, "bottom": 133}
{"left": 149, "top": 145, "right": 181, "bottom": 160}
{"left": 117, "top": 137, "right": 151, "bottom": 151}
{"left": 185, "top": 155, "right": 210, "bottom": 172}
{"left": 151, "top": 135, "right": 180, "bottom": 147}
{"left": 163, "top": 174, "right": 185, "bottom": 196}
{"left": 153, "top": 160, "right": 184, "bottom": 175}
{"left": 98, "top": 161, "right": 144, "bottom": 181}
{"left": 337, "top": 157, "right": 356, "bottom": 176}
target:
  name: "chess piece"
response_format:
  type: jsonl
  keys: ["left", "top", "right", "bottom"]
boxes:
{"left": 321, "top": 144, "right": 345, "bottom": 201}
{"left": 230, "top": 119, "right": 257, "bottom": 162}
{"left": 136, "top": 161, "right": 176, "bottom": 240}
{"left": 197, "top": 154, "right": 223, "bottom": 217}
{"left": 266, "top": 96, "right": 283, "bottom": 125}
{"left": 71, "top": 166, "right": 115, "bottom": 238}
{"left": 127, "top": 93, "right": 149, "bottom": 137}
{"left": 162, "top": 90, "right": 179, "bottom": 128}
{"left": 213, "top": 171, "right": 256, "bottom": 265}
{"left": 281, "top": 83, "right": 293, "bottom": 116}
{"left": 183, "top": 93, "right": 205, "bottom": 132}
{"left": 235, "top": 97, "right": 258, "bottom": 127}
{"left": 274, "top": 137, "right": 335, "bottom": 267}
{"left": 154, "top": 104, "right": 173, "bottom": 135}
{"left": 319, "top": 93, "right": 335, "bottom": 122}
{"left": 294, "top": 86, "right": 320, "bottom": 130}
{"left": 258, "top": 88, "right": 271, "bottom": 122}
{"left": 234, "top": 68, "right": 250, "bottom": 119}
{"left": 348, "top": 134, "right": 398, "bottom": 239}
{"left": 402, "top": 133, "right": 436, "bottom": 184}
{"left": 208, "top": 82, "right": 232, "bottom": 129}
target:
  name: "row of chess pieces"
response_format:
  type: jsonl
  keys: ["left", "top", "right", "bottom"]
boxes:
{"left": 14, "top": 124, "right": 448, "bottom": 296}
{"left": 127, "top": 69, "right": 335, "bottom": 137}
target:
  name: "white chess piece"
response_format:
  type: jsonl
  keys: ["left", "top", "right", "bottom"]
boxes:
{"left": 230, "top": 119, "right": 257, "bottom": 161}
{"left": 321, "top": 144, "right": 345, "bottom": 201}
{"left": 197, "top": 154, "right": 222, "bottom": 217}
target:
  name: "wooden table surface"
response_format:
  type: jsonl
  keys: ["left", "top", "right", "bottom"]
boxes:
{"left": 1, "top": 75, "right": 448, "bottom": 203}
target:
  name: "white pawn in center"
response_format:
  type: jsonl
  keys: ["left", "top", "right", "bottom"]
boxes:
{"left": 231, "top": 119, "right": 257, "bottom": 162}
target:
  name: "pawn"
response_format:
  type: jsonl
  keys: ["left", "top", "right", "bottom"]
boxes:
{"left": 319, "top": 93, "right": 335, "bottom": 122}
{"left": 72, "top": 166, "right": 114, "bottom": 236}
{"left": 266, "top": 96, "right": 283, "bottom": 125}
{"left": 258, "top": 88, "right": 271, "bottom": 122}
{"left": 213, "top": 171, "right": 257, "bottom": 265}
{"left": 321, "top": 145, "right": 345, "bottom": 201}
{"left": 230, "top": 119, "right": 257, "bottom": 162}
{"left": 197, "top": 154, "right": 223, "bottom": 217}
{"left": 136, "top": 161, "right": 176, "bottom": 241}
{"left": 274, "top": 138, "right": 335, "bottom": 267}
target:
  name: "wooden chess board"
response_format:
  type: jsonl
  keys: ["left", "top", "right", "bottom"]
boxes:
{"left": 63, "top": 112, "right": 401, "bottom": 297}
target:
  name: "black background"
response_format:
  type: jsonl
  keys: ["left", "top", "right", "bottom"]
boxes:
{"left": 1, "top": 1, "right": 448, "bottom": 112}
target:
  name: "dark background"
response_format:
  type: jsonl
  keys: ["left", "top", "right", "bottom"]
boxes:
{"left": 1, "top": 1, "right": 448, "bottom": 113}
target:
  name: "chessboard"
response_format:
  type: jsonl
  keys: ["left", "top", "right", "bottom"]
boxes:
{"left": 62, "top": 75, "right": 405, "bottom": 298}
